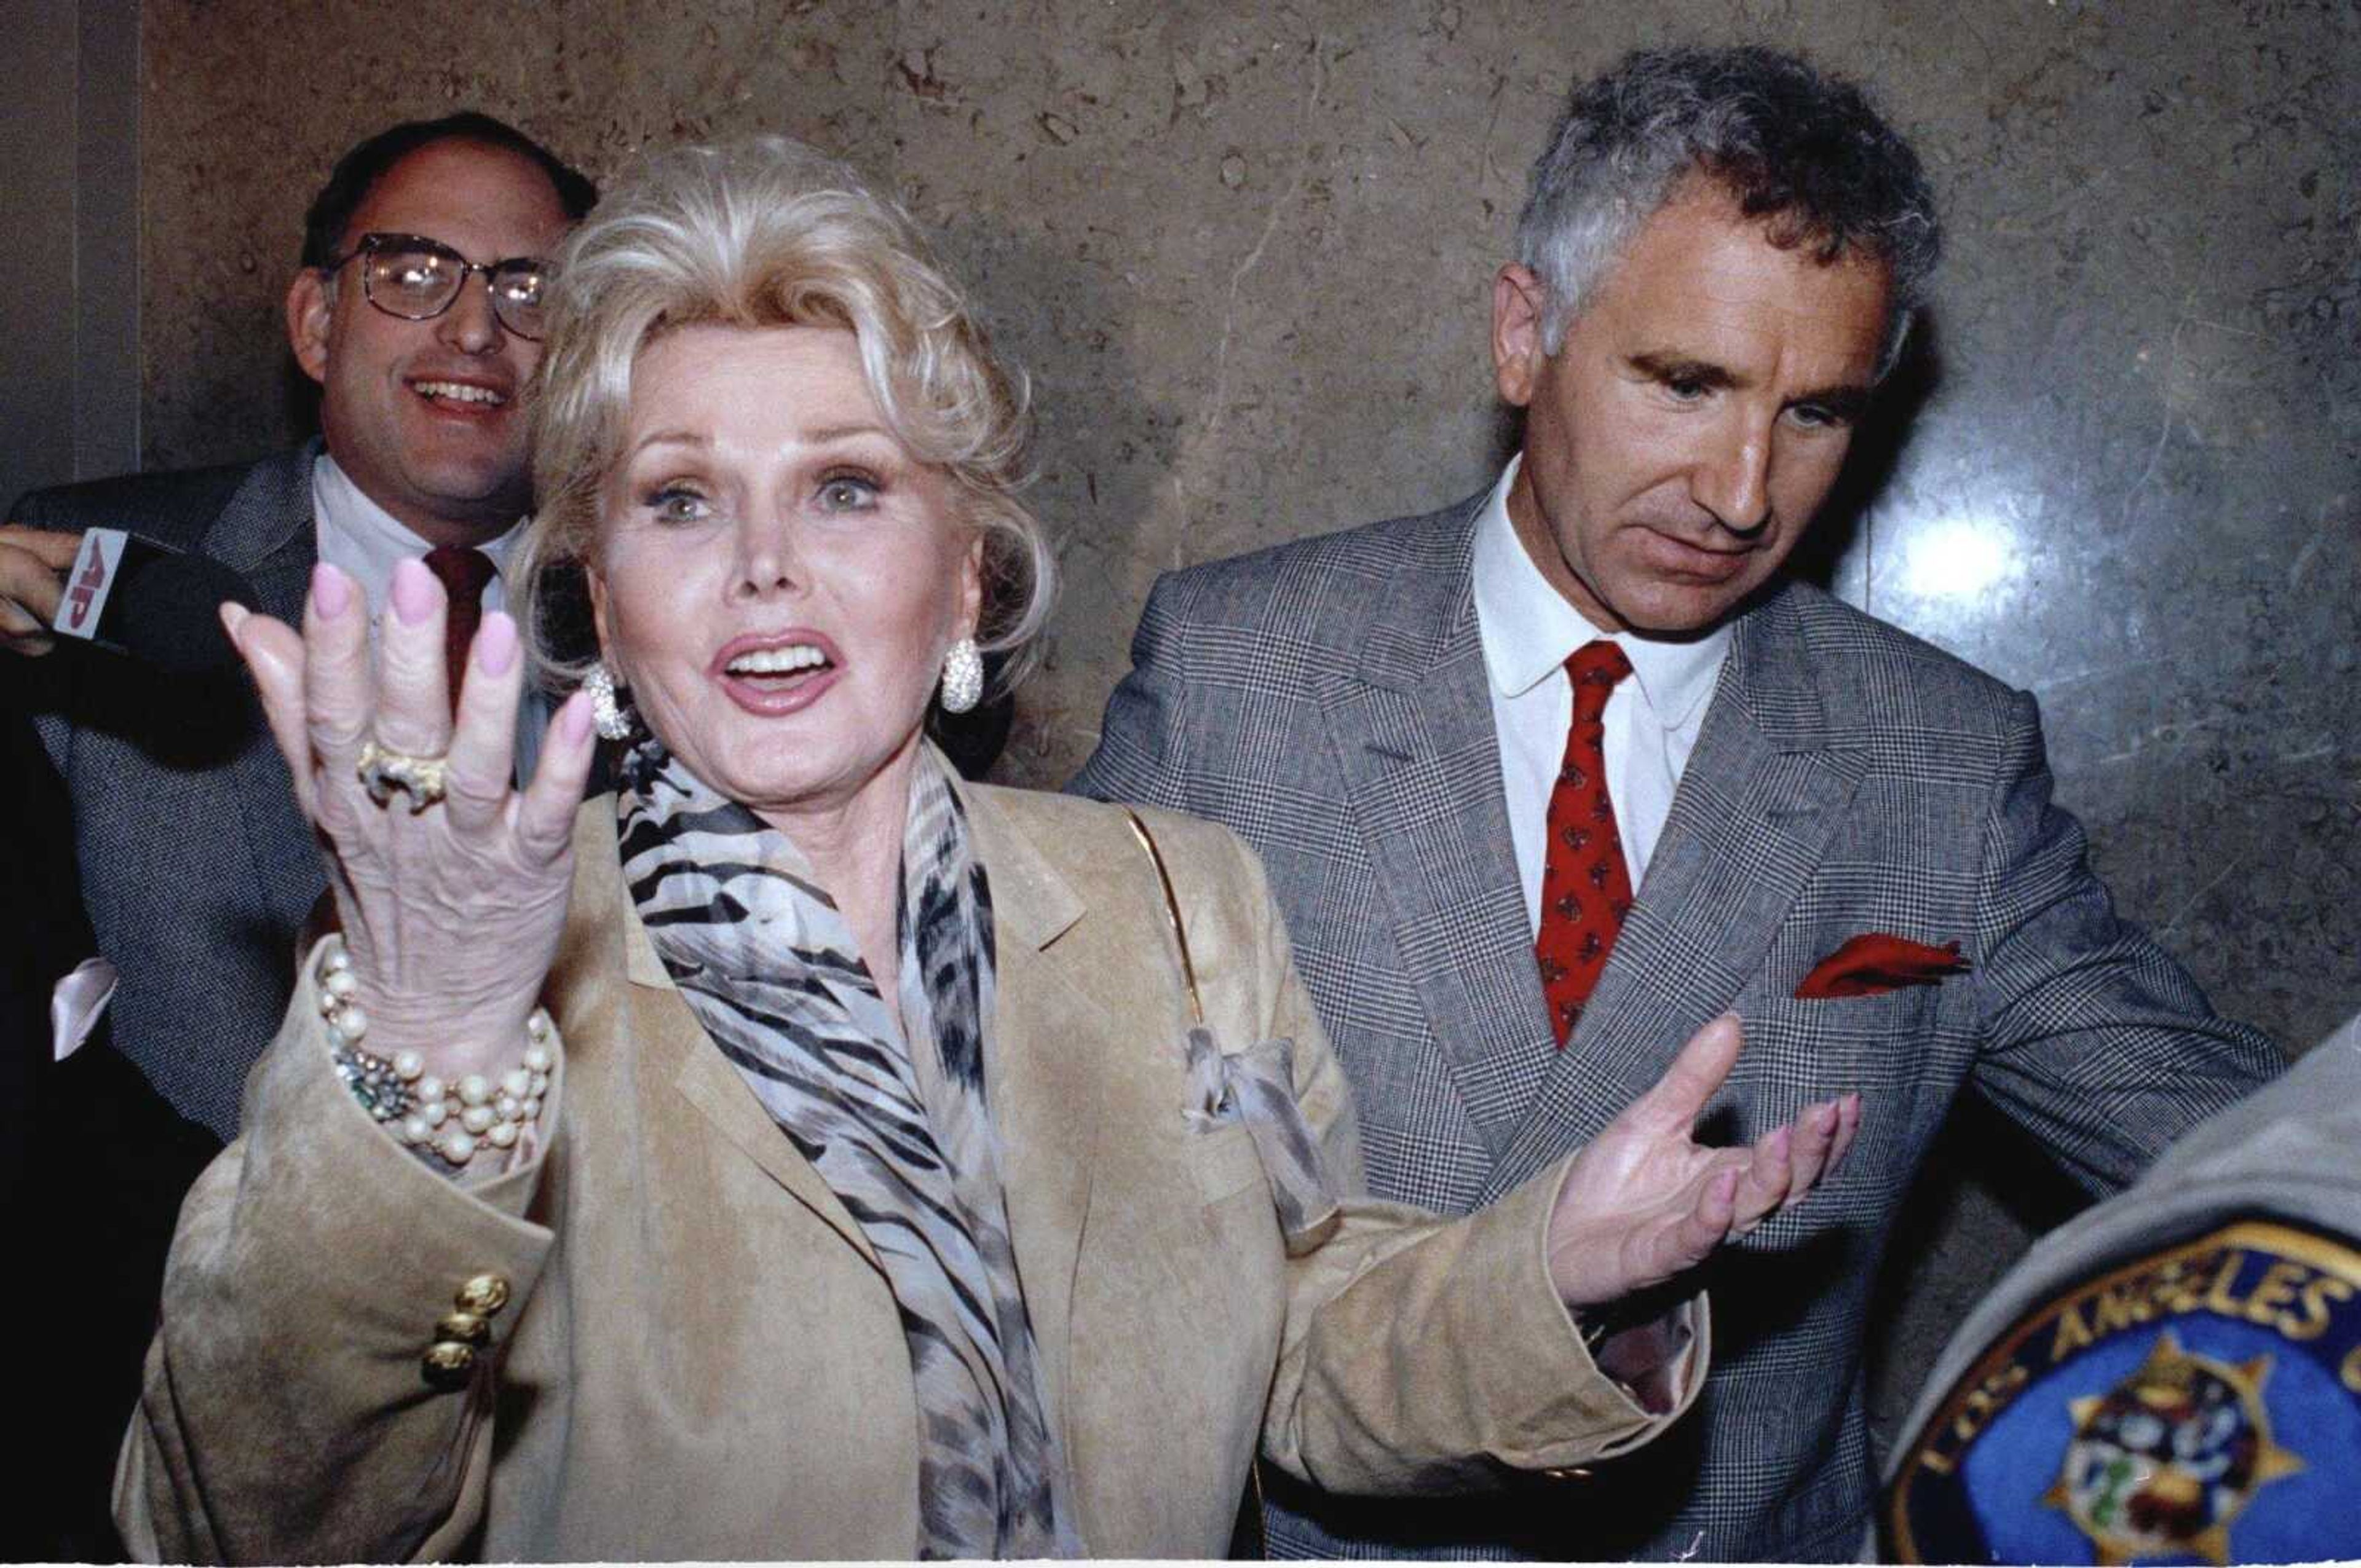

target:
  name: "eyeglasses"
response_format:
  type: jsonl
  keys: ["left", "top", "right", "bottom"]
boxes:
{"left": 323, "top": 232, "right": 553, "bottom": 341}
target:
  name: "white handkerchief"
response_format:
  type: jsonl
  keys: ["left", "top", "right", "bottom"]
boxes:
{"left": 50, "top": 956, "right": 117, "bottom": 1062}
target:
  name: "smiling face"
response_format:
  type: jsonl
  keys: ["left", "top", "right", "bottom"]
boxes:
{"left": 588, "top": 323, "right": 981, "bottom": 827}
{"left": 287, "top": 138, "right": 572, "bottom": 547}
{"left": 1492, "top": 183, "right": 1894, "bottom": 635}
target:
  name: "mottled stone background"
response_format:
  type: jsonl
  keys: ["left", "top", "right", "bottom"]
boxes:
{"left": 136, "top": 0, "right": 2358, "bottom": 1452}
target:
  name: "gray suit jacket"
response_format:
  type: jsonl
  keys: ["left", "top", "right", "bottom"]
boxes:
{"left": 17, "top": 447, "right": 322, "bottom": 1140}
{"left": 1072, "top": 492, "right": 2282, "bottom": 1561}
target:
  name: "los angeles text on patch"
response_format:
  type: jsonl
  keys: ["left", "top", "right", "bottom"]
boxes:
{"left": 1889, "top": 1219, "right": 2361, "bottom": 1564}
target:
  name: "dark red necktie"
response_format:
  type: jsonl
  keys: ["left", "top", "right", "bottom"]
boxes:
{"left": 423, "top": 545, "right": 497, "bottom": 717}
{"left": 1534, "top": 639, "right": 1635, "bottom": 1047}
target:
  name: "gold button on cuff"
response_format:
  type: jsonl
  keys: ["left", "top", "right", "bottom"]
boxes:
{"left": 422, "top": 1340, "right": 477, "bottom": 1389}
{"left": 435, "top": 1311, "right": 491, "bottom": 1347}
{"left": 455, "top": 1274, "right": 511, "bottom": 1317}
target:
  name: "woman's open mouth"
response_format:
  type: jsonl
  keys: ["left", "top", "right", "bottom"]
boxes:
{"left": 712, "top": 634, "right": 843, "bottom": 715}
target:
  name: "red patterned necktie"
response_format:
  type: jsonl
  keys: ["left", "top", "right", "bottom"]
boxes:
{"left": 423, "top": 545, "right": 497, "bottom": 717}
{"left": 1535, "top": 639, "right": 1635, "bottom": 1047}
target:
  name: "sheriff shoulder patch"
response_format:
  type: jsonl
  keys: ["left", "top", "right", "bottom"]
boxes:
{"left": 1888, "top": 1219, "right": 2361, "bottom": 1564}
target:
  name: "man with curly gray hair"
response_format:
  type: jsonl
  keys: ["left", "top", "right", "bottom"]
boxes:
{"left": 1077, "top": 44, "right": 2278, "bottom": 1561}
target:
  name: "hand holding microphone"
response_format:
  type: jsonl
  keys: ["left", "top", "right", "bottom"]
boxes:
{"left": 1, "top": 524, "right": 256, "bottom": 673}
{"left": 0, "top": 526, "right": 79, "bottom": 656}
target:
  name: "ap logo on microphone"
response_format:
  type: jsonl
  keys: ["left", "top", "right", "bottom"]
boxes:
{"left": 55, "top": 527, "right": 129, "bottom": 639}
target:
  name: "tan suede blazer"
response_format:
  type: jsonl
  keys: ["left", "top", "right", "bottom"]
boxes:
{"left": 117, "top": 785, "right": 1701, "bottom": 1561}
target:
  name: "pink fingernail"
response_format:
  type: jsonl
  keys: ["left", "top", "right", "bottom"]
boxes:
{"left": 475, "top": 612, "right": 519, "bottom": 676}
{"left": 558, "top": 688, "right": 593, "bottom": 743}
{"left": 311, "top": 562, "right": 350, "bottom": 618}
{"left": 390, "top": 557, "right": 437, "bottom": 625}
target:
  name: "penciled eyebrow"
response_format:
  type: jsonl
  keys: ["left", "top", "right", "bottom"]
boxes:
{"left": 803, "top": 423, "right": 894, "bottom": 446}
{"left": 626, "top": 430, "right": 711, "bottom": 457}
{"left": 1628, "top": 352, "right": 1872, "bottom": 422}
{"left": 623, "top": 424, "right": 895, "bottom": 459}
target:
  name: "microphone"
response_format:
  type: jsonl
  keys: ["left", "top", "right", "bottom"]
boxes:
{"left": 49, "top": 529, "right": 259, "bottom": 678}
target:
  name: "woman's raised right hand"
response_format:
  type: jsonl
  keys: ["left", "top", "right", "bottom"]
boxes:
{"left": 223, "top": 557, "right": 596, "bottom": 1084}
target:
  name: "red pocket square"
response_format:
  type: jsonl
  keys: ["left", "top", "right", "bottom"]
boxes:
{"left": 1794, "top": 934, "right": 1969, "bottom": 999}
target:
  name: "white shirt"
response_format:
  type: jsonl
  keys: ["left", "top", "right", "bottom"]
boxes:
{"left": 1471, "top": 457, "right": 1731, "bottom": 937}
{"left": 310, "top": 452, "right": 542, "bottom": 780}
{"left": 310, "top": 454, "right": 520, "bottom": 623}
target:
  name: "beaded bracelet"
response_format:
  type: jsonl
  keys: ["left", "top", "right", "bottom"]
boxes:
{"left": 317, "top": 937, "right": 555, "bottom": 1169}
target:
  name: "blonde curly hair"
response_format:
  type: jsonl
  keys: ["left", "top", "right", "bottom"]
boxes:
{"left": 515, "top": 135, "right": 1053, "bottom": 696}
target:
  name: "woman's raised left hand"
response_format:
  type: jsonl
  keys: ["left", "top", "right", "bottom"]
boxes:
{"left": 1544, "top": 1014, "right": 1860, "bottom": 1307}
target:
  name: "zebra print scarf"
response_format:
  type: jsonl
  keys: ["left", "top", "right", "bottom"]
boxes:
{"left": 618, "top": 742, "right": 1078, "bottom": 1558}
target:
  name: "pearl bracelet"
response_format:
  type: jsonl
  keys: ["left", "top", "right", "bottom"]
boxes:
{"left": 317, "top": 938, "right": 555, "bottom": 1168}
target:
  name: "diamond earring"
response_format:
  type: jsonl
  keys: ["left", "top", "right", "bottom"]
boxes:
{"left": 939, "top": 637, "right": 984, "bottom": 715}
{"left": 583, "top": 660, "right": 636, "bottom": 741}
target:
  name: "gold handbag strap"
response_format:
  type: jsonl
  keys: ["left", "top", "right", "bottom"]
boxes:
{"left": 1122, "top": 808, "right": 1204, "bottom": 1026}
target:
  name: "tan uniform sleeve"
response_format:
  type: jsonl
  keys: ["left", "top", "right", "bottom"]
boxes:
{"left": 114, "top": 939, "right": 560, "bottom": 1563}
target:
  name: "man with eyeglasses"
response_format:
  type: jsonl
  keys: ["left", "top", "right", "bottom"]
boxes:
{"left": 1, "top": 112, "right": 595, "bottom": 1145}
{"left": 0, "top": 112, "right": 591, "bottom": 1558}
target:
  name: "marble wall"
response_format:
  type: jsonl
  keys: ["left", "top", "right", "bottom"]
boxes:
{"left": 140, "top": 0, "right": 2358, "bottom": 1449}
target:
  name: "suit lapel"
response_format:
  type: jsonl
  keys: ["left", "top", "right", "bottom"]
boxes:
{"left": 201, "top": 444, "right": 317, "bottom": 588}
{"left": 963, "top": 784, "right": 1102, "bottom": 1438}
{"left": 665, "top": 1016, "right": 891, "bottom": 1268}
{"left": 581, "top": 811, "right": 891, "bottom": 1270}
{"left": 667, "top": 1018, "right": 888, "bottom": 1269}
{"left": 1483, "top": 583, "right": 1867, "bottom": 1200}
{"left": 203, "top": 449, "right": 329, "bottom": 942}
{"left": 1318, "top": 500, "right": 1557, "bottom": 1163}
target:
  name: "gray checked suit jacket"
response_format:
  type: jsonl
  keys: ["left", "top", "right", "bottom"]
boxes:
{"left": 1070, "top": 492, "right": 2282, "bottom": 1561}
{"left": 17, "top": 446, "right": 323, "bottom": 1141}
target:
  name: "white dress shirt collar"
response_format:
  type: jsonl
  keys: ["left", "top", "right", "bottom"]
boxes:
{"left": 1470, "top": 453, "right": 1730, "bottom": 732}
{"left": 309, "top": 452, "right": 521, "bottom": 617}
